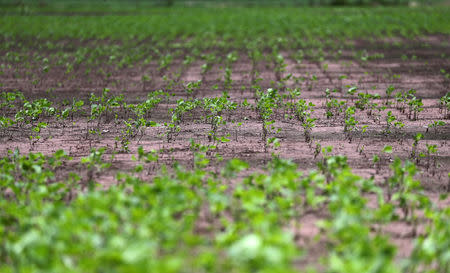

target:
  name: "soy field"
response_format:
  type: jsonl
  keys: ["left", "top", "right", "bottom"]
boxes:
{"left": 0, "top": 1, "right": 449, "bottom": 272}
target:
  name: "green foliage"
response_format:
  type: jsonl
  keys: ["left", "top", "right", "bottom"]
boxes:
{"left": 257, "top": 88, "right": 282, "bottom": 150}
{"left": 439, "top": 92, "right": 450, "bottom": 118}
{"left": 411, "top": 132, "right": 423, "bottom": 160}
{"left": 0, "top": 91, "right": 25, "bottom": 113}
{"left": 185, "top": 80, "right": 202, "bottom": 97}
{"left": 427, "top": 120, "right": 445, "bottom": 135}
{"left": 406, "top": 89, "right": 423, "bottom": 121}
{"left": 343, "top": 106, "right": 357, "bottom": 142}
{"left": 384, "top": 110, "right": 404, "bottom": 135}
{"left": 407, "top": 207, "right": 450, "bottom": 273}
{"left": 0, "top": 4, "right": 449, "bottom": 273}
{"left": 202, "top": 93, "right": 237, "bottom": 144}
{"left": 0, "top": 146, "right": 447, "bottom": 272}
{"left": 15, "top": 98, "right": 55, "bottom": 125}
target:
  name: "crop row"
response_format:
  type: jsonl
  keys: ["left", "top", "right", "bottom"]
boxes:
{"left": 0, "top": 143, "right": 448, "bottom": 272}
{"left": 1, "top": 86, "right": 448, "bottom": 149}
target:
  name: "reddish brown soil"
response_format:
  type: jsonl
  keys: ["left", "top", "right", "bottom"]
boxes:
{"left": 1, "top": 36, "right": 449, "bottom": 266}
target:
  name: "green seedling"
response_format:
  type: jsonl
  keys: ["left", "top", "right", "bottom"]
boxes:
{"left": 388, "top": 158, "right": 429, "bottom": 236}
{"left": 427, "top": 120, "right": 445, "bottom": 135}
{"left": 406, "top": 89, "right": 423, "bottom": 121}
{"left": 202, "top": 93, "right": 236, "bottom": 144}
{"left": 314, "top": 141, "right": 322, "bottom": 159}
{"left": 189, "top": 138, "right": 215, "bottom": 169}
{"left": 385, "top": 111, "right": 396, "bottom": 135}
{"left": 302, "top": 117, "right": 316, "bottom": 144}
{"left": 1, "top": 91, "right": 25, "bottom": 115}
{"left": 0, "top": 116, "right": 14, "bottom": 138}
{"left": 158, "top": 53, "right": 173, "bottom": 74}
{"left": 165, "top": 98, "right": 199, "bottom": 142}
{"left": 347, "top": 86, "right": 357, "bottom": 99}
{"left": 384, "top": 111, "right": 403, "bottom": 136}
{"left": 133, "top": 146, "right": 159, "bottom": 175}
{"left": 15, "top": 98, "right": 55, "bottom": 127}
{"left": 58, "top": 98, "right": 84, "bottom": 128}
{"left": 439, "top": 92, "right": 449, "bottom": 119}
{"left": 425, "top": 144, "right": 438, "bottom": 173}
{"left": 223, "top": 67, "right": 233, "bottom": 90}
{"left": 411, "top": 133, "right": 423, "bottom": 161}
{"left": 277, "top": 73, "right": 292, "bottom": 91}
{"left": 385, "top": 85, "right": 395, "bottom": 105}
{"left": 185, "top": 80, "right": 202, "bottom": 98}
{"left": 80, "top": 147, "right": 111, "bottom": 191}
{"left": 356, "top": 125, "right": 368, "bottom": 155}
{"left": 88, "top": 88, "right": 123, "bottom": 136}
{"left": 257, "top": 88, "right": 280, "bottom": 152}
{"left": 308, "top": 74, "right": 317, "bottom": 91}
{"left": 373, "top": 145, "right": 392, "bottom": 174}
{"left": 395, "top": 91, "right": 407, "bottom": 114}
{"left": 29, "top": 122, "right": 47, "bottom": 149}
{"left": 273, "top": 53, "right": 287, "bottom": 82}
{"left": 344, "top": 106, "right": 358, "bottom": 142}
{"left": 267, "top": 137, "right": 281, "bottom": 156}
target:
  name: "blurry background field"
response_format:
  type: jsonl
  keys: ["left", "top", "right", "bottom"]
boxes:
{"left": 0, "top": 0, "right": 449, "bottom": 13}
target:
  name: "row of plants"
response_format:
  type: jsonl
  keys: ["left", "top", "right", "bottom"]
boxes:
{"left": 1, "top": 88, "right": 447, "bottom": 156}
{"left": 0, "top": 146, "right": 448, "bottom": 272}
{"left": 1, "top": 7, "right": 449, "bottom": 85}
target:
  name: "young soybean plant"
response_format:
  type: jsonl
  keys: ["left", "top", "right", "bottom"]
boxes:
{"left": 344, "top": 106, "right": 358, "bottom": 142}
{"left": 273, "top": 53, "right": 287, "bottom": 82}
{"left": 385, "top": 111, "right": 396, "bottom": 135}
{"left": 356, "top": 125, "right": 368, "bottom": 155}
{"left": 257, "top": 88, "right": 279, "bottom": 152}
{"left": 223, "top": 52, "right": 238, "bottom": 91}
{"left": 0, "top": 91, "right": 25, "bottom": 116}
{"left": 405, "top": 89, "right": 423, "bottom": 121}
{"left": 202, "top": 93, "right": 237, "bottom": 144}
{"left": 185, "top": 80, "right": 202, "bottom": 99}
{"left": 80, "top": 147, "right": 111, "bottom": 191}
{"left": 424, "top": 144, "right": 438, "bottom": 173}
{"left": 411, "top": 133, "right": 424, "bottom": 161}
{"left": 427, "top": 120, "right": 445, "bottom": 135}
{"left": 373, "top": 145, "right": 393, "bottom": 175}
{"left": 223, "top": 67, "right": 233, "bottom": 91}
{"left": 0, "top": 116, "right": 14, "bottom": 139}
{"left": 166, "top": 98, "right": 199, "bottom": 142}
{"left": 347, "top": 86, "right": 358, "bottom": 100}
{"left": 388, "top": 157, "right": 428, "bottom": 234}
{"left": 385, "top": 85, "right": 395, "bottom": 105}
{"left": 384, "top": 111, "right": 404, "bottom": 137}
{"left": 302, "top": 116, "right": 316, "bottom": 144}
{"left": 29, "top": 122, "right": 47, "bottom": 149}
{"left": 439, "top": 92, "right": 450, "bottom": 118}
{"left": 58, "top": 98, "right": 84, "bottom": 129}
{"left": 295, "top": 99, "right": 316, "bottom": 143}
